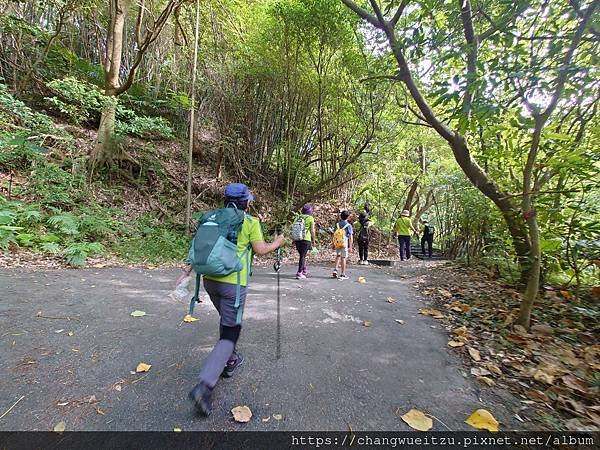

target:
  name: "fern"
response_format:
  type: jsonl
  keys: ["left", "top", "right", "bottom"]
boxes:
{"left": 0, "top": 209, "right": 16, "bottom": 225}
{"left": 39, "top": 242, "right": 60, "bottom": 254}
{"left": 63, "top": 242, "right": 104, "bottom": 267}
{"left": 47, "top": 213, "right": 79, "bottom": 236}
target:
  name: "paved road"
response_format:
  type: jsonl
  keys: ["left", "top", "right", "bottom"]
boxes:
{"left": 0, "top": 263, "right": 521, "bottom": 431}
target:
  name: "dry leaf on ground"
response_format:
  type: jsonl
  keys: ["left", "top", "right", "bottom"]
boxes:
{"left": 386, "top": 297, "right": 397, "bottom": 303}
{"left": 477, "top": 377, "right": 495, "bottom": 386}
{"left": 419, "top": 308, "right": 445, "bottom": 319}
{"left": 357, "top": 277, "right": 366, "bottom": 284}
{"left": 173, "top": 427, "right": 182, "bottom": 432}
{"left": 395, "top": 319, "right": 404, "bottom": 324}
{"left": 272, "top": 414, "right": 283, "bottom": 420}
{"left": 448, "top": 340, "right": 465, "bottom": 347}
{"left": 453, "top": 326, "right": 469, "bottom": 337}
{"left": 135, "top": 362, "right": 152, "bottom": 373}
{"left": 53, "top": 421, "right": 66, "bottom": 432}
{"left": 468, "top": 347, "right": 481, "bottom": 362}
{"left": 231, "top": 405, "right": 252, "bottom": 423}
{"left": 130, "top": 310, "right": 146, "bottom": 317}
{"left": 465, "top": 409, "right": 499, "bottom": 432}
{"left": 471, "top": 367, "right": 492, "bottom": 377}
{"left": 362, "top": 320, "right": 371, "bottom": 327}
{"left": 183, "top": 314, "right": 199, "bottom": 323}
{"left": 401, "top": 409, "right": 433, "bottom": 431}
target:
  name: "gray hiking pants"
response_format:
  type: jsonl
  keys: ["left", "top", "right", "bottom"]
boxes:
{"left": 198, "top": 279, "right": 247, "bottom": 388}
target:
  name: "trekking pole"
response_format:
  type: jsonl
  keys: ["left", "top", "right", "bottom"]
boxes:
{"left": 273, "top": 245, "right": 282, "bottom": 360}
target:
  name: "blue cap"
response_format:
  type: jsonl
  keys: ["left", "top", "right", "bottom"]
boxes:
{"left": 224, "top": 183, "right": 254, "bottom": 202}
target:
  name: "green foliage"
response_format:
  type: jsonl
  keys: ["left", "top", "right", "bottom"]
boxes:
{"left": 115, "top": 214, "right": 188, "bottom": 264}
{"left": 115, "top": 114, "right": 174, "bottom": 140}
{"left": 63, "top": 242, "right": 104, "bottom": 267}
{"left": 45, "top": 77, "right": 107, "bottom": 124}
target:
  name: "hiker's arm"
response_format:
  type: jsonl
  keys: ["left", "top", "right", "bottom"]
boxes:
{"left": 348, "top": 236, "right": 354, "bottom": 252}
{"left": 252, "top": 234, "right": 284, "bottom": 256}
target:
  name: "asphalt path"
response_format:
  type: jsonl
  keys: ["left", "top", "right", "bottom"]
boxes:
{"left": 0, "top": 263, "right": 521, "bottom": 431}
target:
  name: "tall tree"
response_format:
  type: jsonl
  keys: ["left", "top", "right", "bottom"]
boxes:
{"left": 341, "top": 0, "right": 599, "bottom": 328}
{"left": 91, "top": 0, "right": 185, "bottom": 173}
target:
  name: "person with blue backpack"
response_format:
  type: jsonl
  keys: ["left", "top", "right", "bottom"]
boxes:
{"left": 184, "top": 183, "right": 284, "bottom": 417}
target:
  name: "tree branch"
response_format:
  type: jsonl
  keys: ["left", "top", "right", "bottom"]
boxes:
{"left": 340, "top": 0, "right": 382, "bottom": 28}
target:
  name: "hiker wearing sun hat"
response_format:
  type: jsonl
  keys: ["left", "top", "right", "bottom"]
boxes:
{"left": 187, "top": 182, "right": 284, "bottom": 417}
{"left": 393, "top": 209, "right": 417, "bottom": 261}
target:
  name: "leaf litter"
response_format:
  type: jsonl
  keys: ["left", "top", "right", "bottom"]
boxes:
{"left": 416, "top": 261, "right": 600, "bottom": 430}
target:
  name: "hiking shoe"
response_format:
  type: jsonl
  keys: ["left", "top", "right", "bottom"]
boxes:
{"left": 296, "top": 272, "right": 306, "bottom": 280}
{"left": 364, "top": 261, "right": 369, "bottom": 265}
{"left": 339, "top": 274, "right": 349, "bottom": 280}
{"left": 188, "top": 382, "right": 213, "bottom": 417}
{"left": 222, "top": 352, "right": 244, "bottom": 378}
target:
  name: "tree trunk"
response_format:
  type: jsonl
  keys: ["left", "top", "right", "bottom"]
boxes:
{"left": 90, "top": 102, "right": 117, "bottom": 173}
{"left": 517, "top": 213, "right": 541, "bottom": 328}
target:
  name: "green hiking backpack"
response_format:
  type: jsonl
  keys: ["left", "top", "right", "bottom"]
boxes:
{"left": 187, "top": 206, "right": 251, "bottom": 313}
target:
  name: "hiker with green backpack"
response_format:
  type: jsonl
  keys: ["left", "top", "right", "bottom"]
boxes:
{"left": 183, "top": 183, "right": 284, "bottom": 417}
{"left": 290, "top": 204, "right": 316, "bottom": 280}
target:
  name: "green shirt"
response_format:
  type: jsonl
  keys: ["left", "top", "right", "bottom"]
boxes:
{"left": 302, "top": 215, "right": 315, "bottom": 242}
{"left": 204, "top": 214, "right": 264, "bottom": 287}
{"left": 394, "top": 217, "right": 412, "bottom": 236}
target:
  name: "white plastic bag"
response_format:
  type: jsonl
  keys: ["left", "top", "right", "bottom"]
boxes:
{"left": 170, "top": 274, "right": 191, "bottom": 301}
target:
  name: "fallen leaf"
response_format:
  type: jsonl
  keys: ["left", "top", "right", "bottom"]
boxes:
{"left": 437, "top": 288, "right": 452, "bottom": 298}
{"left": 533, "top": 370, "right": 554, "bottom": 385}
{"left": 448, "top": 340, "right": 465, "bottom": 347}
{"left": 114, "top": 384, "right": 122, "bottom": 392}
{"left": 468, "top": 347, "right": 481, "bottom": 362}
{"left": 95, "top": 406, "right": 106, "bottom": 416}
{"left": 262, "top": 417, "right": 270, "bottom": 422}
{"left": 55, "top": 329, "right": 64, "bottom": 333}
{"left": 471, "top": 367, "right": 491, "bottom": 377}
{"left": 386, "top": 297, "right": 397, "bottom": 303}
{"left": 56, "top": 401, "right": 69, "bottom": 406}
{"left": 272, "top": 414, "right": 283, "bottom": 421}
{"left": 453, "top": 326, "right": 469, "bottom": 337}
{"left": 465, "top": 409, "right": 499, "bottom": 432}
{"left": 362, "top": 320, "right": 371, "bottom": 327}
{"left": 68, "top": 332, "right": 74, "bottom": 336}
{"left": 401, "top": 408, "right": 432, "bottom": 431}
{"left": 395, "top": 319, "right": 404, "bottom": 324}
{"left": 477, "top": 377, "right": 495, "bottom": 386}
{"left": 559, "top": 290, "right": 571, "bottom": 299}
{"left": 53, "top": 421, "right": 66, "bottom": 432}
{"left": 561, "top": 374, "right": 589, "bottom": 394}
{"left": 525, "top": 390, "right": 550, "bottom": 403}
{"left": 130, "top": 310, "right": 146, "bottom": 317}
{"left": 448, "top": 301, "right": 471, "bottom": 313}
{"left": 135, "top": 362, "right": 151, "bottom": 373}
{"left": 419, "top": 308, "right": 445, "bottom": 319}
{"left": 231, "top": 405, "right": 252, "bottom": 423}
{"left": 183, "top": 314, "right": 199, "bottom": 323}
{"left": 173, "top": 427, "right": 182, "bottom": 432}
{"left": 483, "top": 362, "right": 503, "bottom": 376}
{"left": 357, "top": 277, "right": 366, "bottom": 284}
{"left": 87, "top": 395, "right": 98, "bottom": 404}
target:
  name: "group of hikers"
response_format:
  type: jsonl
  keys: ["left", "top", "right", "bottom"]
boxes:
{"left": 179, "top": 183, "right": 435, "bottom": 416}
